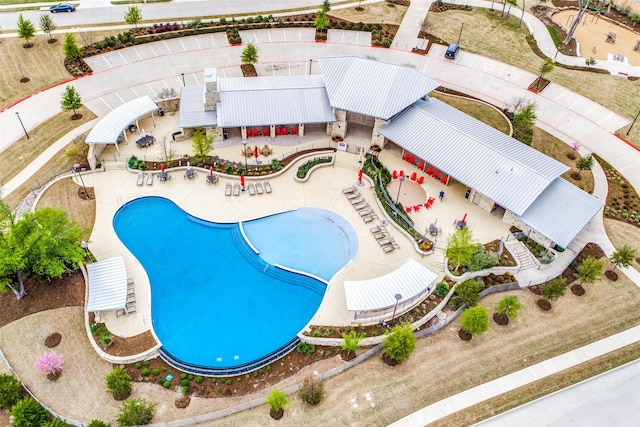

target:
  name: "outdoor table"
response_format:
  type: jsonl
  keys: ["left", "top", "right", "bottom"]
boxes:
{"left": 206, "top": 175, "right": 218, "bottom": 185}
{"left": 158, "top": 172, "right": 168, "bottom": 182}
{"left": 136, "top": 135, "right": 155, "bottom": 148}
{"left": 185, "top": 169, "right": 195, "bottom": 179}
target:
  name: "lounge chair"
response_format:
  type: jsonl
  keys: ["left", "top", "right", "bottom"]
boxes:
{"left": 233, "top": 184, "right": 241, "bottom": 196}
{"left": 378, "top": 237, "right": 393, "bottom": 246}
{"left": 256, "top": 182, "right": 264, "bottom": 194}
{"left": 264, "top": 182, "right": 272, "bottom": 193}
{"left": 136, "top": 171, "right": 144, "bottom": 186}
{"left": 146, "top": 172, "right": 153, "bottom": 186}
{"left": 353, "top": 202, "right": 368, "bottom": 210}
{"left": 346, "top": 191, "right": 361, "bottom": 200}
{"left": 370, "top": 226, "right": 386, "bottom": 233}
{"left": 362, "top": 215, "right": 376, "bottom": 223}
{"left": 374, "top": 232, "right": 389, "bottom": 240}
{"left": 359, "top": 208, "right": 373, "bottom": 216}
{"left": 225, "top": 183, "right": 232, "bottom": 196}
{"left": 350, "top": 196, "right": 364, "bottom": 205}
{"left": 383, "top": 244, "right": 398, "bottom": 253}
{"left": 343, "top": 185, "right": 357, "bottom": 194}
{"left": 248, "top": 183, "right": 256, "bottom": 195}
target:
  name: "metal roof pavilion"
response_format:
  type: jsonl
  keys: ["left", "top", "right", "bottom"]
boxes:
{"left": 379, "top": 98, "right": 568, "bottom": 216}
{"left": 86, "top": 96, "right": 159, "bottom": 145}
{"left": 86, "top": 256, "right": 128, "bottom": 313}
{"left": 319, "top": 56, "right": 441, "bottom": 120}
{"left": 216, "top": 75, "right": 335, "bottom": 127}
{"left": 516, "top": 178, "right": 604, "bottom": 248}
{"left": 178, "top": 86, "right": 217, "bottom": 128}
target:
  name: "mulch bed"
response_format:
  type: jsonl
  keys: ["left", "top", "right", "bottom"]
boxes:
{"left": 493, "top": 313, "right": 509, "bottom": 325}
{"left": 605, "top": 270, "right": 619, "bottom": 281}
{"left": 382, "top": 352, "right": 400, "bottom": 366}
{"left": 570, "top": 284, "right": 586, "bottom": 296}
{"left": 561, "top": 242, "right": 606, "bottom": 284}
{"left": 528, "top": 284, "right": 543, "bottom": 295}
{"left": 45, "top": 332, "right": 62, "bottom": 348}
{"left": 537, "top": 299, "right": 552, "bottom": 311}
{"left": 241, "top": 64, "right": 257, "bottom": 77}
{"left": 458, "top": 329, "right": 473, "bottom": 341}
{"left": 528, "top": 77, "right": 551, "bottom": 92}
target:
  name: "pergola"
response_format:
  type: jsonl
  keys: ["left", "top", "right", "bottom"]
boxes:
{"left": 86, "top": 257, "right": 128, "bottom": 317}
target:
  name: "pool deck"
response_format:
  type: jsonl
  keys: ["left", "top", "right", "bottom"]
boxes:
{"left": 82, "top": 112, "right": 512, "bottom": 338}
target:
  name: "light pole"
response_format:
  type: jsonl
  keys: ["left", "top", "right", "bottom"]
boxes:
{"left": 15, "top": 112, "right": 29, "bottom": 139}
{"left": 242, "top": 140, "right": 248, "bottom": 173}
{"left": 73, "top": 163, "right": 90, "bottom": 200}
{"left": 391, "top": 293, "right": 402, "bottom": 324}
{"left": 181, "top": 73, "right": 185, "bottom": 87}
{"left": 627, "top": 108, "right": 640, "bottom": 136}
{"left": 395, "top": 175, "right": 405, "bottom": 204}
{"left": 456, "top": 22, "right": 464, "bottom": 45}
{"left": 81, "top": 241, "right": 90, "bottom": 261}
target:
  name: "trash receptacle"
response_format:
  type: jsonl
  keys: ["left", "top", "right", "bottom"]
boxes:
{"left": 158, "top": 108, "right": 165, "bottom": 117}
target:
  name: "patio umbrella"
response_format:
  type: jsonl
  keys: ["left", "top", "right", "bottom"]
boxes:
{"left": 240, "top": 174, "right": 245, "bottom": 189}
{"left": 358, "top": 169, "right": 363, "bottom": 183}
{"left": 187, "top": 161, "right": 191, "bottom": 170}
{"left": 210, "top": 166, "right": 213, "bottom": 176}
{"left": 254, "top": 145, "right": 259, "bottom": 159}
{"left": 462, "top": 213, "right": 467, "bottom": 223}
{"left": 161, "top": 163, "right": 165, "bottom": 173}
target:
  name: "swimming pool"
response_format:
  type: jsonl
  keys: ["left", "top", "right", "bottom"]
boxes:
{"left": 112, "top": 197, "right": 357, "bottom": 372}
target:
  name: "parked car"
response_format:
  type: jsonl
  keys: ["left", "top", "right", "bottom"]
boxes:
{"left": 444, "top": 43, "right": 460, "bottom": 59}
{"left": 50, "top": 3, "right": 75, "bottom": 12}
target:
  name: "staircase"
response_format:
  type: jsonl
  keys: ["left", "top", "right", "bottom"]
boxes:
{"left": 509, "top": 242, "right": 534, "bottom": 270}
{"left": 334, "top": 160, "right": 360, "bottom": 171}
{"left": 103, "top": 161, "right": 125, "bottom": 171}
{"left": 425, "top": 248, "right": 445, "bottom": 271}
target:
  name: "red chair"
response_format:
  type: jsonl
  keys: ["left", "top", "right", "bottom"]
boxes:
{"left": 406, "top": 206, "right": 412, "bottom": 213}
{"left": 399, "top": 170, "right": 405, "bottom": 178}
{"left": 253, "top": 128, "right": 259, "bottom": 137}
{"left": 432, "top": 171, "right": 440, "bottom": 180}
{"left": 291, "top": 126, "right": 297, "bottom": 135}
{"left": 413, "top": 205, "right": 421, "bottom": 212}
{"left": 441, "top": 175, "right": 449, "bottom": 185}
{"left": 403, "top": 153, "right": 410, "bottom": 161}
{"left": 410, "top": 172, "right": 417, "bottom": 181}
{"left": 392, "top": 170, "right": 398, "bottom": 179}
{"left": 408, "top": 155, "right": 416, "bottom": 164}
{"left": 282, "top": 127, "right": 288, "bottom": 135}
{"left": 417, "top": 161, "right": 425, "bottom": 170}
{"left": 263, "top": 127, "right": 269, "bottom": 136}
{"left": 276, "top": 127, "right": 281, "bottom": 136}
{"left": 417, "top": 176, "right": 425, "bottom": 184}
{"left": 426, "top": 167, "right": 433, "bottom": 176}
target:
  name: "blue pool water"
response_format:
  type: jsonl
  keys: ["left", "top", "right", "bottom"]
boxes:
{"left": 112, "top": 197, "right": 357, "bottom": 370}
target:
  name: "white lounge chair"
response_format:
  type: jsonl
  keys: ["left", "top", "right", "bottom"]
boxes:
{"left": 233, "top": 184, "right": 241, "bottom": 196}
{"left": 225, "top": 183, "right": 232, "bottom": 196}
{"left": 136, "top": 171, "right": 144, "bottom": 186}
{"left": 256, "top": 182, "right": 264, "bottom": 195}
{"left": 343, "top": 185, "right": 357, "bottom": 194}
{"left": 146, "top": 172, "right": 153, "bottom": 186}
{"left": 264, "top": 182, "right": 272, "bottom": 193}
{"left": 346, "top": 191, "right": 361, "bottom": 200}
{"left": 248, "top": 183, "right": 256, "bottom": 195}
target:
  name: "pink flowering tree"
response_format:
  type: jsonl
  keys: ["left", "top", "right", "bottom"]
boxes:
{"left": 34, "top": 350, "right": 63, "bottom": 375}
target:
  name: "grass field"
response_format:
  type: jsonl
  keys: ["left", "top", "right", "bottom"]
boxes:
{"left": 431, "top": 91, "right": 512, "bottom": 135}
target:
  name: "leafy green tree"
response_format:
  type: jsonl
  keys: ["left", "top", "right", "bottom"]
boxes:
{"left": 192, "top": 127, "right": 214, "bottom": 161}
{"left": 298, "top": 376, "right": 325, "bottom": 406}
{"left": 340, "top": 330, "right": 364, "bottom": 355}
{"left": 381, "top": 324, "right": 417, "bottom": 364}
{"left": 124, "top": 6, "right": 142, "bottom": 29}
{"left": 575, "top": 257, "right": 604, "bottom": 286}
{"left": 575, "top": 154, "right": 594, "bottom": 176}
{"left": 42, "top": 419, "right": 68, "bottom": 427}
{"left": 610, "top": 245, "right": 635, "bottom": 272}
{"left": 87, "top": 421, "right": 111, "bottom": 427}
{"left": 541, "top": 277, "right": 567, "bottom": 301}
{"left": 460, "top": 306, "right": 489, "bottom": 335}
{"left": 60, "top": 85, "right": 83, "bottom": 119}
{"left": 17, "top": 14, "right": 36, "bottom": 47}
{"left": 241, "top": 43, "right": 259, "bottom": 64}
{"left": 314, "top": 9, "right": 330, "bottom": 34}
{"left": 446, "top": 227, "right": 479, "bottom": 270}
{"left": 322, "top": 0, "right": 331, "bottom": 12}
{"left": 266, "top": 387, "right": 290, "bottom": 413}
{"left": 63, "top": 33, "right": 81, "bottom": 58}
{"left": 116, "top": 399, "right": 155, "bottom": 426}
{"left": 0, "top": 374, "right": 23, "bottom": 409}
{"left": 494, "top": 295, "right": 524, "bottom": 319}
{"left": 512, "top": 100, "right": 537, "bottom": 145}
{"left": 10, "top": 398, "right": 49, "bottom": 427}
{"left": 106, "top": 367, "right": 132, "bottom": 400}
{"left": 39, "top": 14, "right": 56, "bottom": 42}
{"left": 455, "top": 278, "right": 482, "bottom": 306}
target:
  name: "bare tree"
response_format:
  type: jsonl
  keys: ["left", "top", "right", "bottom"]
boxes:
{"left": 419, "top": 16, "right": 432, "bottom": 38}
{"left": 79, "top": 31, "right": 95, "bottom": 47}
{"left": 564, "top": 0, "right": 591, "bottom": 45}
{"left": 158, "top": 136, "right": 177, "bottom": 164}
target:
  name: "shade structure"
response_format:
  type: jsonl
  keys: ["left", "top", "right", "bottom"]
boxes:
{"left": 86, "top": 96, "right": 159, "bottom": 145}
{"left": 344, "top": 259, "right": 437, "bottom": 312}
{"left": 86, "top": 257, "right": 128, "bottom": 312}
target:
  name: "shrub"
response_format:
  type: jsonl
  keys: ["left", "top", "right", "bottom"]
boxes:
{"left": 87, "top": 421, "right": 111, "bottom": 427}
{"left": 340, "top": 330, "right": 365, "bottom": 355}
{"left": 42, "top": 419, "right": 68, "bottom": 427}
{"left": 0, "top": 374, "right": 23, "bottom": 409}
{"left": 382, "top": 324, "right": 417, "bottom": 364}
{"left": 541, "top": 277, "right": 567, "bottom": 301}
{"left": 297, "top": 341, "right": 315, "bottom": 357}
{"left": 460, "top": 306, "right": 489, "bottom": 335}
{"left": 435, "top": 282, "right": 449, "bottom": 297}
{"left": 34, "top": 350, "right": 64, "bottom": 376}
{"left": 141, "top": 368, "right": 150, "bottom": 376}
{"left": 135, "top": 362, "right": 142, "bottom": 369}
{"left": 143, "top": 360, "right": 150, "bottom": 367}
{"left": 151, "top": 369, "right": 160, "bottom": 376}
{"left": 180, "top": 373, "right": 187, "bottom": 380}
{"left": 10, "top": 398, "right": 50, "bottom": 427}
{"left": 116, "top": 398, "right": 156, "bottom": 426}
{"left": 181, "top": 379, "right": 188, "bottom": 386}
{"left": 266, "top": 387, "right": 290, "bottom": 412}
{"left": 163, "top": 381, "right": 171, "bottom": 388}
{"left": 455, "top": 279, "right": 481, "bottom": 306}
{"left": 495, "top": 295, "right": 524, "bottom": 319}
{"left": 105, "top": 367, "right": 132, "bottom": 399}
{"left": 469, "top": 250, "right": 499, "bottom": 272}
{"left": 195, "top": 376, "right": 203, "bottom": 384}
{"left": 299, "top": 376, "right": 325, "bottom": 406}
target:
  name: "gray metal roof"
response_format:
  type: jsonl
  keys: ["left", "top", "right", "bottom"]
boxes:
{"left": 87, "top": 96, "right": 159, "bottom": 144}
{"left": 86, "top": 256, "right": 128, "bottom": 312}
{"left": 178, "top": 86, "right": 218, "bottom": 128}
{"left": 516, "top": 178, "right": 603, "bottom": 248}
{"left": 216, "top": 75, "right": 335, "bottom": 127}
{"left": 379, "top": 98, "right": 568, "bottom": 215}
{"left": 319, "top": 56, "right": 441, "bottom": 120}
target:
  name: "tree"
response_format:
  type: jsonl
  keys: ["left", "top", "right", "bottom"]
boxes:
{"left": 299, "top": 376, "right": 325, "bottom": 406}
{"left": 60, "top": 85, "right": 83, "bottom": 119}
{"left": 34, "top": 350, "right": 63, "bottom": 375}
{"left": 575, "top": 257, "right": 604, "bottom": 286}
{"left": 460, "top": 306, "right": 489, "bottom": 335}
{"left": 314, "top": 9, "right": 330, "bottom": 34}
{"left": 536, "top": 58, "right": 554, "bottom": 89}
{"left": 340, "top": 330, "right": 364, "bottom": 355}
{"left": 541, "top": 277, "right": 567, "bottom": 301}
{"left": 455, "top": 278, "right": 482, "bottom": 306}
{"left": 585, "top": 57, "right": 597, "bottom": 66}
{"left": 40, "top": 14, "right": 56, "bottom": 43}
{"left": 575, "top": 153, "right": 594, "bottom": 176}
{"left": 564, "top": 0, "right": 591, "bottom": 45}
{"left": 42, "top": 419, "right": 68, "bottom": 427}
{"left": 241, "top": 43, "right": 259, "bottom": 64}
{"left": 419, "top": 17, "right": 432, "bottom": 44}
{"left": 124, "top": 6, "right": 142, "bottom": 29}
{"left": 87, "top": 421, "right": 111, "bottom": 427}
{"left": 610, "top": 245, "right": 635, "bottom": 272}
{"left": 321, "top": 0, "right": 331, "bottom": 12}
{"left": 506, "top": 0, "right": 518, "bottom": 14}
{"left": 266, "top": 387, "right": 290, "bottom": 413}
{"left": 381, "top": 324, "right": 417, "bottom": 364}
{"left": 17, "top": 14, "right": 36, "bottom": 48}
{"left": 63, "top": 33, "right": 81, "bottom": 58}
{"left": 10, "top": 398, "right": 49, "bottom": 427}
{"left": 512, "top": 100, "right": 537, "bottom": 145}
{"left": 192, "top": 127, "right": 214, "bottom": 161}
{"left": 495, "top": 295, "right": 524, "bottom": 319}
{"left": 0, "top": 374, "right": 23, "bottom": 409}
{"left": 446, "top": 227, "right": 479, "bottom": 270}
{"left": 106, "top": 367, "right": 132, "bottom": 400}
{"left": 116, "top": 398, "right": 155, "bottom": 426}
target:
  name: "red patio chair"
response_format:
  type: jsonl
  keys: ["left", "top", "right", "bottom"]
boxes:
{"left": 408, "top": 155, "right": 416, "bottom": 164}
{"left": 426, "top": 166, "right": 433, "bottom": 176}
{"left": 276, "top": 127, "right": 282, "bottom": 136}
{"left": 282, "top": 127, "right": 288, "bottom": 135}
{"left": 406, "top": 206, "right": 412, "bottom": 213}
{"left": 291, "top": 126, "right": 297, "bottom": 135}
{"left": 263, "top": 127, "right": 269, "bottom": 136}
{"left": 392, "top": 170, "right": 398, "bottom": 179}
{"left": 410, "top": 172, "right": 417, "bottom": 181}
{"left": 417, "top": 176, "right": 425, "bottom": 184}
{"left": 413, "top": 205, "right": 421, "bottom": 212}
{"left": 432, "top": 171, "right": 439, "bottom": 180}
{"left": 247, "top": 128, "right": 253, "bottom": 137}
{"left": 441, "top": 175, "right": 449, "bottom": 185}
{"left": 417, "top": 161, "right": 425, "bottom": 170}
{"left": 399, "top": 170, "right": 405, "bottom": 178}
{"left": 403, "top": 153, "right": 410, "bottom": 161}
{"left": 253, "top": 128, "right": 259, "bottom": 137}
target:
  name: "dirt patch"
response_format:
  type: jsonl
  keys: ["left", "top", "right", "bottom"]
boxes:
{"left": 493, "top": 313, "right": 509, "bottom": 325}
{"left": 241, "top": 63, "right": 257, "bottom": 77}
{"left": 537, "top": 299, "right": 552, "bottom": 310}
{"left": 458, "top": 329, "right": 473, "bottom": 341}
{"left": 570, "top": 284, "right": 586, "bottom": 296}
{"left": 175, "top": 394, "right": 191, "bottom": 409}
{"left": 382, "top": 352, "right": 400, "bottom": 366}
{"left": 529, "top": 284, "right": 543, "bottom": 295}
{"left": 605, "top": 270, "right": 619, "bottom": 281}
{"left": 45, "top": 332, "right": 62, "bottom": 348}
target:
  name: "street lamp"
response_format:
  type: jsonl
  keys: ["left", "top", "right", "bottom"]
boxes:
{"left": 395, "top": 174, "right": 405, "bottom": 204}
{"left": 391, "top": 293, "right": 402, "bottom": 324}
{"left": 81, "top": 241, "right": 90, "bottom": 262}
{"left": 15, "top": 112, "right": 29, "bottom": 139}
{"left": 242, "top": 140, "right": 248, "bottom": 173}
{"left": 181, "top": 73, "right": 185, "bottom": 87}
{"left": 73, "top": 163, "right": 90, "bottom": 200}
{"left": 627, "top": 108, "right": 640, "bottom": 136}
